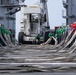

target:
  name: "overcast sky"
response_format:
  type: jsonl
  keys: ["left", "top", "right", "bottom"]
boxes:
{"left": 24, "top": 0, "right": 66, "bottom": 29}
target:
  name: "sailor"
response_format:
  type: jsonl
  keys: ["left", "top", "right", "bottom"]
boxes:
{"left": 48, "top": 31, "right": 57, "bottom": 45}
{"left": 61, "top": 26, "right": 67, "bottom": 39}
{"left": 56, "top": 27, "right": 63, "bottom": 44}
{"left": 5, "top": 29, "right": 9, "bottom": 35}
{"left": 71, "top": 22, "right": 76, "bottom": 41}
{"left": 68, "top": 22, "right": 76, "bottom": 47}
{"left": 71, "top": 21, "right": 76, "bottom": 33}
{"left": 0, "top": 24, "right": 7, "bottom": 46}
{"left": 62, "top": 26, "right": 67, "bottom": 34}
{"left": 35, "top": 34, "right": 41, "bottom": 44}
{"left": 8, "top": 29, "right": 12, "bottom": 37}
{"left": 1, "top": 24, "right": 5, "bottom": 34}
{"left": 0, "top": 24, "right": 7, "bottom": 41}
{"left": 48, "top": 31, "right": 55, "bottom": 38}
{"left": 71, "top": 21, "right": 76, "bottom": 37}
{"left": 40, "top": 31, "right": 57, "bottom": 45}
{"left": 66, "top": 25, "right": 71, "bottom": 36}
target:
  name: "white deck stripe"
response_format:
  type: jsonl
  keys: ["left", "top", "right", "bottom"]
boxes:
{"left": 0, "top": 63, "right": 76, "bottom": 67}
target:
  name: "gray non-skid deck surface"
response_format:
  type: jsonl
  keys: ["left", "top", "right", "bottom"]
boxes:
{"left": 0, "top": 45, "right": 76, "bottom": 74}
{"left": 0, "top": 73, "right": 76, "bottom": 75}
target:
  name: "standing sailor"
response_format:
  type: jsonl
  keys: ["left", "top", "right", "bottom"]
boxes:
{"left": 56, "top": 27, "right": 63, "bottom": 44}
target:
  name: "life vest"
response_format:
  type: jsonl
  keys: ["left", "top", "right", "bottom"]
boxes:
{"left": 71, "top": 23, "right": 76, "bottom": 29}
{"left": 71, "top": 23, "right": 76, "bottom": 33}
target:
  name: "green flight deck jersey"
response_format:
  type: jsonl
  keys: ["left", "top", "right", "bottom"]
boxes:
{"left": 62, "top": 27, "right": 67, "bottom": 34}
{"left": 56, "top": 29, "right": 63, "bottom": 37}
{"left": 35, "top": 34, "right": 40, "bottom": 41}
{"left": 48, "top": 32, "right": 54, "bottom": 38}
{"left": 48, "top": 32, "right": 57, "bottom": 38}
{"left": 1, "top": 27, "right": 5, "bottom": 34}
{"left": 5, "top": 30, "right": 9, "bottom": 35}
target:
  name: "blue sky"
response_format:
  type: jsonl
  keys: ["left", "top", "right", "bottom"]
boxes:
{"left": 24, "top": 0, "right": 66, "bottom": 29}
